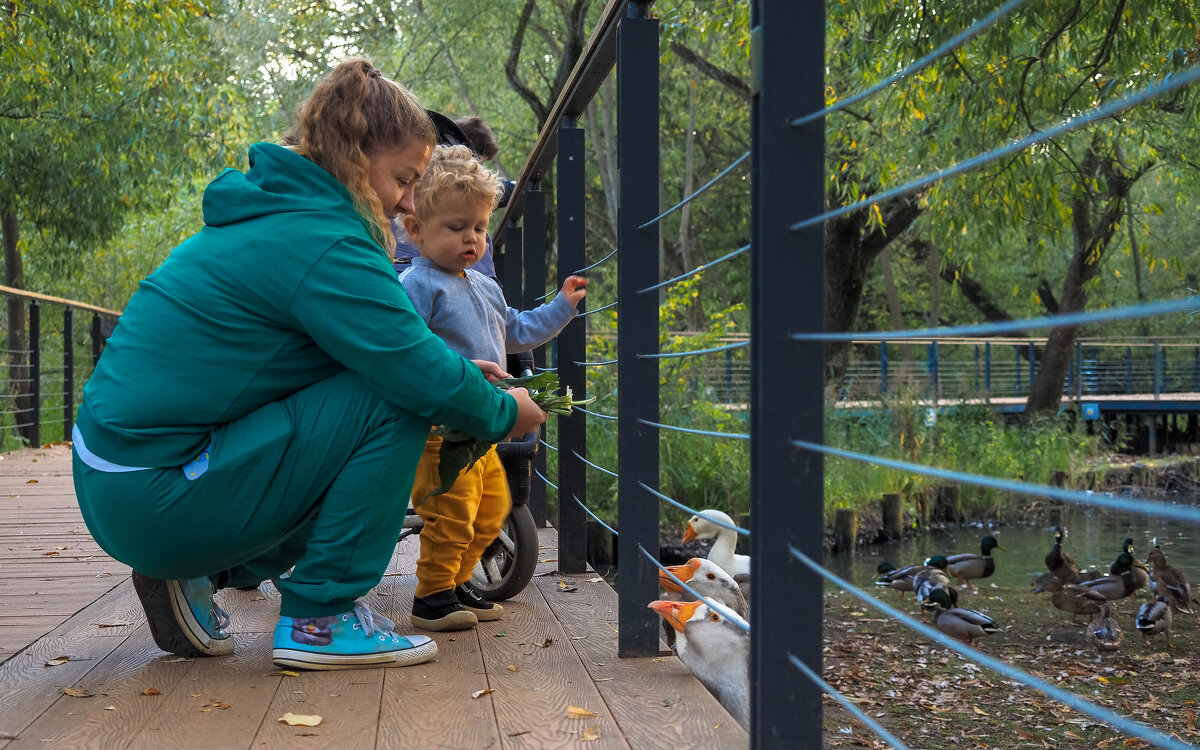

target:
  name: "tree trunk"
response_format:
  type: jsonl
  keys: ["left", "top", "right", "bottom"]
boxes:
{"left": 879, "top": 248, "right": 914, "bottom": 368}
{"left": 1, "top": 204, "right": 32, "bottom": 444}
{"left": 824, "top": 195, "right": 924, "bottom": 387}
{"left": 1025, "top": 146, "right": 1139, "bottom": 416}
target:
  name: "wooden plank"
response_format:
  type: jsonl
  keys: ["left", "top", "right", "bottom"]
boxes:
{"left": 532, "top": 573, "right": 750, "bottom": 747}
{"left": 376, "top": 627, "right": 498, "bottom": 749}
{"left": 477, "top": 581, "right": 630, "bottom": 749}
{"left": 4, "top": 624, "right": 197, "bottom": 750}
{"left": 129, "top": 633, "right": 281, "bottom": 750}
{"left": 253, "top": 652, "right": 384, "bottom": 750}
{"left": 0, "top": 579, "right": 140, "bottom": 739}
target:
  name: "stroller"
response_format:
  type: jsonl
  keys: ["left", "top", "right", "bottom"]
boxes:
{"left": 398, "top": 350, "right": 542, "bottom": 601}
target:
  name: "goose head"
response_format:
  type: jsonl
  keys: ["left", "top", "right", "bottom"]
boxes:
{"left": 683, "top": 509, "right": 737, "bottom": 544}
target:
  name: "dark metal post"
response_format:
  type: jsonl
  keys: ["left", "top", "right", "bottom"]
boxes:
{"left": 974, "top": 345, "right": 980, "bottom": 391}
{"left": 752, "top": 0, "right": 824, "bottom": 744}
{"left": 29, "top": 301, "right": 40, "bottom": 448}
{"left": 91, "top": 314, "right": 103, "bottom": 367}
{"left": 64, "top": 308, "right": 74, "bottom": 440}
{"left": 1154, "top": 339, "right": 1161, "bottom": 400}
{"left": 879, "top": 342, "right": 888, "bottom": 394}
{"left": 1075, "top": 340, "right": 1083, "bottom": 398}
{"left": 1193, "top": 347, "right": 1198, "bottom": 392}
{"left": 984, "top": 342, "right": 991, "bottom": 393}
{"left": 1015, "top": 346, "right": 1022, "bottom": 392}
{"left": 616, "top": 2, "right": 660, "bottom": 658}
{"left": 1028, "top": 341, "right": 1035, "bottom": 391}
{"left": 557, "top": 116, "right": 588, "bottom": 574}
{"left": 503, "top": 219, "right": 523, "bottom": 309}
{"left": 523, "top": 183, "right": 549, "bottom": 528}
{"left": 928, "top": 341, "right": 939, "bottom": 399}
{"left": 1126, "top": 347, "right": 1133, "bottom": 393}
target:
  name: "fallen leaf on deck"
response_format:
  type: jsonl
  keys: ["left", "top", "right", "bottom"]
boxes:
{"left": 506, "top": 664, "right": 519, "bottom": 673}
{"left": 588, "top": 577, "right": 604, "bottom": 583}
{"left": 63, "top": 687, "right": 90, "bottom": 697}
{"left": 539, "top": 558, "right": 558, "bottom": 563}
{"left": 103, "top": 705, "right": 116, "bottom": 711}
{"left": 210, "top": 701, "right": 231, "bottom": 709}
{"left": 568, "top": 705, "right": 597, "bottom": 719}
{"left": 164, "top": 657, "right": 192, "bottom": 663}
{"left": 55, "top": 546, "right": 67, "bottom": 550}
{"left": 97, "top": 621, "right": 133, "bottom": 628}
{"left": 493, "top": 630, "right": 508, "bottom": 637}
{"left": 142, "top": 687, "right": 161, "bottom": 696}
{"left": 45, "top": 656, "right": 70, "bottom": 666}
{"left": 279, "top": 713, "right": 322, "bottom": 727}
{"left": 472, "top": 689, "right": 494, "bottom": 699}
{"left": 580, "top": 726, "right": 601, "bottom": 741}
{"left": 594, "top": 677, "right": 613, "bottom": 682}
{"left": 26, "top": 479, "right": 38, "bottom": 484}
{"left": 43, "top": 551, "right": 59, "bottom": 557}
{"left": 652, "top": 657, "right": 665, "bottom": 663}
{"left": 536, "top": 638, "right": 553, "bottom": 648}
{"left": 267, "top": 670, "right": 301, "bottom": 677}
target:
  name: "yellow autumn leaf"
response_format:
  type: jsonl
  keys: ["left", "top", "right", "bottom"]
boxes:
{"left": 472, "top": 689, "right": 494, "bottom": 699}
{"left": 278, "top": 713, "right": 322, "bottom": 727}
{"left": 972, "top": 706, "right": 988, "bottom": 716}
{"left": 142, "top": 687, "right": 161, "bottom": 696}
{"left": 581, "top": 726, "right": 601, "bottom": 741}
{"left": 1097, "top": 739, "right": 1115, "bottom": 748}
{"left": 1065, "top": 731, "right": 1083, "bottom": 739}
{"left": 568, "top": 705, "right": 598, "bottom": 719}
{"left": 63, "top": 687, "right": 90, "bottom": 697}
{"left": 266, "top": 670, "right": 301, "bottom": 677}
{"left": 45, "top": 656, "right": 70, "bottom": 666}
{"left": 506, "top": 665, "right": 519, "bottom": 673}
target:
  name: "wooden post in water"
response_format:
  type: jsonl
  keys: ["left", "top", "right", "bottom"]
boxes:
{"left": 881, "top": 494, "right": 902, "bottom": 539}
{"left": 834, "top": 508, "right": 857, "bottom": 552}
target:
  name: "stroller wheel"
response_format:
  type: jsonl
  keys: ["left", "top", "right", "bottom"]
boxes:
{"left": 470, "top": 504, "right": 539, "bottom": 601}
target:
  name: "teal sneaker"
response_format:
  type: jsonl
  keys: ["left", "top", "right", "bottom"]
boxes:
{"left": 272, "top": 600, "right": 438, "bottom": 670}
{"left": 132, "top": 571, "right": 233, "bottom": 657}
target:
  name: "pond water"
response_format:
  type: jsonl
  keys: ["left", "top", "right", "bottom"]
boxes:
{"left": 823, "top": 494, "right": 1200, "bottom": 590}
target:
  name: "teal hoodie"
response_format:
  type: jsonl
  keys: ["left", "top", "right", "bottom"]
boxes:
{"left": 76, "top": 143, "right": 515, "bottom": 467}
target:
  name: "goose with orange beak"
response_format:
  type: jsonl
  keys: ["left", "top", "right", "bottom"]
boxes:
{"left": 682, "top": 509, "right": 750, "bottom": 578}
{"left": 660, "top": 557, "right": 748, "bottom": 619}
{"left": 649, "top": 599, "right": 749, "bottom": 728}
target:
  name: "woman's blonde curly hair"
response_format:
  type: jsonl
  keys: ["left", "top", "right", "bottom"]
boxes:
{"left": 284, "top": 58, "right": 435, "bottom": 252}
{"left": 411, "top": 145, "right": 504, "bottom": 223}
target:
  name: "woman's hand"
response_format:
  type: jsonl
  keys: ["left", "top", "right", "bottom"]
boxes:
{"left": 472, "top": 359, "right": 512, "bottom": 383}
{"left": 505, "top": 387, "right": 548, "bottom": 438}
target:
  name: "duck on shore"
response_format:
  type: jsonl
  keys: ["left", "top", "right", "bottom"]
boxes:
{"left": 876, "top": 556, "right": 950, "bottom": 601}
{"left": 1135, "top": 595, "right": 1174, "bottom": 649}
{"left": 939, "top": 535, "right": 1004, "bottom": 589}
{"left": 1033, "top": 579, "right": 1107, "bottom": 624}
{"left": 1086, "top": 603, "right": 1123, "bottom": 655}
{"left": 1146, "top": 546, "right": 1194, "bottom": 615}
{"left": 1081, "top": 552, "right": 1150, "bottom": 601}
{"left": 924, "top": 587, "right": 999, "bottom": 646}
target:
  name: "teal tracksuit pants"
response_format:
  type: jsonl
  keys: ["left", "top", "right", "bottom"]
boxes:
{"left": 73, "top": 371, "right": 429, "bottom": 618}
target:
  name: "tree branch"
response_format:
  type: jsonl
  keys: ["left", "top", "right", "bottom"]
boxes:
{"left": 506, "top": 0, "right": 549, "bottom": 127}
{"left": 668, "top": 41, "right": 751, "bottom": 102}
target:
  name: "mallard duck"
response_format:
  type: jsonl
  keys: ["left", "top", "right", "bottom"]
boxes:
{"left": 648, "top": 599, "right": 749, "bottom": 728}
{"left": 875, "top": 556, "right": 949, "bottom": 601}
{"left": 1081, "top": 552, "right": 1149, "bottom": 601}
{"left": 924, "top": 587, "right": 999, "bottom": 645}
{"left": 1109, "top": 538, "right": 1136, "bottom": 574}
{"left": 1135, "top": 595, "right": 1174, "bottom": 649}
{"left": 939, "top": 535, "right": 1005, "bottom": 589}
{"left": 660, "top": 557, "right": 748, "bottom": 619}
{"left": 1086, "top": 604, "right": 1123, "bottom": 655}
{"left": 1033, "top": 579, "right": 1107, "bottom": 624}
{"left": 914, "top": 562, "right": 955, "bottom": 622}
{"left": 1045, "top": 526, "right": 1081, "bottom": 583}
{"left": 1146, "top": 546, "right": 1194, "bottom": 615}
{"left": 682, "top": 509, "right": 750, "bottom": 578}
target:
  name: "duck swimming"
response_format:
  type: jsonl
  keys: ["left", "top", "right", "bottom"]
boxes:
{"left": 682, "top": 509, "right": 750, "bottom": 578}
{"left": 649, "top": 599, "right": 749, "bottom": 728}
{"left": 939, "top": 535, "right": 1004, "bottom": 589}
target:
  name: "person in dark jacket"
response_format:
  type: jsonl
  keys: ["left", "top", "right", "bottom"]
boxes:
{"left": 71, "top": 58, "right": 547, "bottom": 671}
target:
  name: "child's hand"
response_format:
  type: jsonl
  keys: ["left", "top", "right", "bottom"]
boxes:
{"left": 560, "top": 275, "right": 588, "bottom": 308}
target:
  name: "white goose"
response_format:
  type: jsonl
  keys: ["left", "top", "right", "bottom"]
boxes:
{"left": 683, "top": 509, "right": 751, "bottom": 579}
{"left": 649, "top": 599, "right": 749, "bottom": 728}
{"left": 660, "top": 557, "right": 749, "bottom": 619}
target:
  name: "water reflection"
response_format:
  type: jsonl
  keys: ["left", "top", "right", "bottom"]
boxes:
{"left": 824, "top": 496, "right": 1200, "bottom": 590}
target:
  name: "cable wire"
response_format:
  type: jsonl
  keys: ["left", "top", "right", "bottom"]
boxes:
{"left": 637, "top": 151, "right": 750, "bottom": 230}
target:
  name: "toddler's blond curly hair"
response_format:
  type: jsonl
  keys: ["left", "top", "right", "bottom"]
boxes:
{"left": 411, "top": 144, "right": 504, "bottom": 222}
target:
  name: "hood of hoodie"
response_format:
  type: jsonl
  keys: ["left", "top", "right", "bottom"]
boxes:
{"left": 202, "top": 143, "right": 373, "bottom": 235}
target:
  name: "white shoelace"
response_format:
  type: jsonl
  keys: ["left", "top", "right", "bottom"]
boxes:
{"left": 351, "top": 600, "right": 396, "bottom": 637}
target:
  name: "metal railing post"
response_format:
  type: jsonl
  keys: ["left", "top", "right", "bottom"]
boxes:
{"left": 753, "top": 0, "right": 824, "bottom": 744}
{"left": 615, "top": 1, "right": 660, "bottom": 658}
{"left": 63, "top": 308, "right": 73, "bottom": 440}
{"left": 984, "top": 341, "right": 992, "bottom": 393}
{"left": 91, "top": 313, "right": 103, "bottom": 367}
{"left": 1125, "top": 346, "right": 1133, "bottom": 393}
{"left": 556, "top": 116, "right": 588, "bottom": 574}
{"left": 29, "top": 301, "right": 40, "bottom": 448}
{"left": 523, "top": 182, "right": 548, "bottom": 528}
{"left": 502, "top": 218, "right": 523, "bottom": 309}
{"left": 1028, "top": 341, "right": 1035, "bottom": 392}
{"left": 880, "top": 342, "right": 888, "bottom": 394}
{"left": 1154, "top": 339, "right": 1161, "bottom": 400}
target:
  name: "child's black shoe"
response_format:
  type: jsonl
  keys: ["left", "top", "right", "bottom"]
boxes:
{"left": 411, "top": 589, "right": 478, "bottom": 631}
{"left": 455, "top": 583, "right": 504, "bottom": 621}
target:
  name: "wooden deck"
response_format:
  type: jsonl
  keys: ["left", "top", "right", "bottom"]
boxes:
{"left": 0, "top": 445, "right": 747, "bottom": 749}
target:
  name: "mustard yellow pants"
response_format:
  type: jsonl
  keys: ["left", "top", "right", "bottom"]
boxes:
{"left": 411, "top": 434, "right": 512, "bottom": 598}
